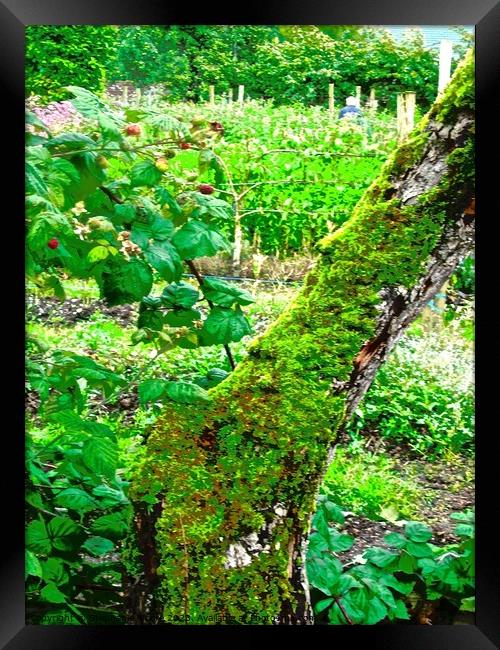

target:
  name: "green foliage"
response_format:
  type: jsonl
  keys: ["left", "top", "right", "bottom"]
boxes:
{"left": 26, "top": 26, "right": 118, "bottom": 103}
{"left": 323, "top": 447, "right": 421, "bottom": 519}
{"left": 307, "top": 497, "right": 475, "bottom": 624}
{"left": 108, "top": 25, "right": 445, "bottom": 112}
{"left": 347, "top": 311, "right": 474, "bottom": 457}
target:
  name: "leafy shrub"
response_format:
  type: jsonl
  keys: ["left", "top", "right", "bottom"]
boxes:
{"left": 347, "top": 313, "right": 474, "bottom": 456}
{"left": 323, "top": 447, "right": 420, "bottom": 520}
{"left": 307, "top": 495, "right": 475, "bottom": 625}
{"left": 26, "top": 26, "right": 118, "bottom": 103}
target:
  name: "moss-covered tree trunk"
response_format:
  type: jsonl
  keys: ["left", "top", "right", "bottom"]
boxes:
{"left": 125, "top": 52, "right": 475, "bottom": 625}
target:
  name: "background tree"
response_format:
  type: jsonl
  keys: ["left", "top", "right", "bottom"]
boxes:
{"left": 124, "top": 51, "right": 474, "bottom": 624}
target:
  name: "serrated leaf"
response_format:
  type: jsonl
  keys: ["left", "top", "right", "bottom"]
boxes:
{"left": 137, "top": 309, "right": 164, "bottom": 330}
{"left": 200, "top": 306, "right": 252, "bottom": 345}
{"left": 138, "top": 379, "right": 168, "bottom": 404}
{"left": 40, "top": 583, "right": 67, "bottom": 604}
{"left": 82, "top": 536, "right": 115, "bottom": 556}
{"left": 47, "top": 516, "right": 83, "bottom": 552}
{"left": 41, "top": 558, "right": 68, "bottom": 586}
{"left": 202, "top": 277, "right": 254, "bottom": 307}
{"left": 161, "top": 282, "right": 199, "bottom": 308}
{"left": 25, "top": 550, "right": 43, "bottom": 579}
{"left": 88, "top": 245, "right": 109, "bottom": 263}
{"left": 364, "top": 547, "right": 399, "bottom": 568}
{"left": 82, "top": 437, "right": 117, "bottom": 478}
{"left": 130, "top": 161, "right": 162, "bottom": 187}
{"left": 314, "top": 598, "right": 334, "bottom": 614}
{"left": 91, "top": 512, "right": 129, "bottom": 539}
{"left": 100, "top": 258, "right": 153, "bottom": 305}
{"left": 54, "top": 488, "right": 99, "bottom": 513}
{"left": 144, "top": 242, "right": 183, "bottom": 282}
{"left": 172, "top": 220, "right": 230, "bottom": 259}
{"left": 165, "top": 308, "right": 201, "bottom": 327}
{"left": 164, "top": 381, "right": 210, "bottom": 404}
{"left": 405, "top": 521, "right": 432, "bottom": 543}
{"left": 26, "top": 519, "right": 51, "bottom": 555}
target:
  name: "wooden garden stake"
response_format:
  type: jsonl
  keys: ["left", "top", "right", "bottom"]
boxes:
{"left": 238, "top": 85, "right": 245, "bottom": 105}
{"left": 209, "top": 84, "right": 215, "bottom": 105}
{"left": 328, "top": 83, "right": 335, "bottom": 113}
{"left": 438, "top": 39, "right": 453, "bottom": 96}
{"left": 397, "top": 92, "right": 416, "bottom": 143}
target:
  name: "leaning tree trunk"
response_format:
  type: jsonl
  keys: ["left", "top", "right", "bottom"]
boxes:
{"left": 125, "top": 51, "right": 475, "bottom": 625}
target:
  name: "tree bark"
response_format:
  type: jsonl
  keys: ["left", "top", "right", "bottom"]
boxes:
{"left": 125, "top": 51, "right": 474, "bottom": 625}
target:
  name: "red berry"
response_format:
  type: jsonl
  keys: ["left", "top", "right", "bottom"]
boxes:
{"left": 125, "top": 124, "right": 141, "bottom": 136}
{"left": 48, "top": 238, "right": 59, "bottom": 250}
{"left": 198, "top": 184, "right": 215, "bottom": 195}
{"left": 180, "top": 142, "right": 192, "bottom": 150}
{"left": 209, "top": 121, "right": 224, "bottom": 134}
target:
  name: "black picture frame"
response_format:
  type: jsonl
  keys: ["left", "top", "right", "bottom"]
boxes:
{"left": 3, "top": 0, "right": 499, "bottom": 646}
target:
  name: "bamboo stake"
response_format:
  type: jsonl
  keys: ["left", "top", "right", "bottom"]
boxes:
{"left": 397, "top": 92, "right": 416, "bottom": 143}
{"left": 328, "top": 83, "right": 335, "bottom": 113}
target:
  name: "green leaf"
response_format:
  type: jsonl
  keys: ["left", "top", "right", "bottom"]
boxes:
{"left": 46, "top": 132, "right": 96, "bottom": 150}
{"left": 455, "top": 523, "right": 474, "bottom": 538}
{"left": 201, "top": 277, "right": 254, "bottom": 307}
{"left": 131, "top": 214, "right": 174, "bottom": 248}
{"left": 55, "top": 488, "right": 99, "bottom": 514}
{"left": 138, "top": 379, "right": 168, "bottom": 404}
{"left": 460, "top": 596, "right": 475, "bottom": 612}
{"left": 26, "top": 550, "right": 43, "bottom": 579}
{"left": 165, "top": 308, "right": 201, "bottom": 327}
{"left": 164, "top": 381, "right": 210, "bottom": 404}
{"left": 172, "top": 220, "right": 230, "bottom": 259}
{"left": 144, "top": 242, "right": 183, "bottom": 282}
{"left": 82, "top": 437, "right": 117, "bottom": 479}
{"left": 392, "top": 599, "right": 411, "bottom": 620}
{"left": 384, "top": 532, "right": 407, "bottom": 548}
{"left": 405, "top": 521, "right": 432, "bottom": 543}
{"left": 406, "top": 541, "right": 434, "bottom": 558}
{"left": 65, "top": 86, "right": 114, "bottom": 121}
{"left": 47, "top": 516, "right": 83, "bottom": 552}
{"left": 40, "top": 583, "right": 67, "bottom": 604}
{"left": 314, "top": 598, "right": 334, "bottom": 614}
{"left": 100, "top": 258, "right": 153, "bottom": 305}
{"left": 307, "top": 555, "right": 342, "bottom": 596}
{"left": 92, "top": 485, "right": 129, "bottom": 507}
{"left": 364, "top": 547, "right": 399, "bottom": 568}
{"left": 200, "top": 306, "right": 252, "bottom": 345}
{"left": 26, "top": 519, "right": 51, "bottom": 555}
{"left": 88, "top": 245, "right": 109, "bottom": 263}
{"left": 82, "top": 536, "right": 115, "bottom": 556}
{"left": 91, "top": 512, "right": 129, "bottom": 539}
{"left": 130, "top": 161, "right": 162, "bottom": 187}
{"left": 113, "top": 203, "right": 136, "bottom": 225}
{"left": 137, "top": 309, "right": 164, "bottom": 331}
{"left": 156, "top": 187, "right": 182, "bottom": 217}
{"left": 41, "top": 558, "right": 68, "bottom": 586}
{"left": 161, "top": 282, "right": 199, "bottom": 308}
{"left": 192, "top": 194, "right": 234, "bottom": 221}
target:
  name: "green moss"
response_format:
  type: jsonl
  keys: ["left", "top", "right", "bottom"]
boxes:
{"left": 127, "top": 48, "right": 475, "bottom": 624}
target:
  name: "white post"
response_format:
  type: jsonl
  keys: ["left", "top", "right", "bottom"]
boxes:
{"left": 238, "top": 84, "right": 245, "bottom": 105}
{"left": 123, "top": 85, "right": 128, "bottom": 105}
{"left": 136, "top": 87, "right": 142, "bottom": 106}
{"left": 438, "top": 39, "right": 453, "bottom": 95}
{"left": 209, "top": 84, "right": 215, "bottom": 105}
{"left": 227, "top": 89, "right": 233, "bottom": 104}
{"left": 355, "top": 85, "right": 361, "bottom": 108}
{"left": 328, "top": 83, "right": 334, "bottom": 113}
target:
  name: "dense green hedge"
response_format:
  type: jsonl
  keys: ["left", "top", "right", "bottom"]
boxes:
{"left": 26, "top": 25, "right": 471, "bottom": 110}
{"left": 25, "top": 25, "right": 118, "bottom": 103}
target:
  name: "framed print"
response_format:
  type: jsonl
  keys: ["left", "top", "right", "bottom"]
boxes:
{"left": 2, "top": 0, "right": 499, "bottom": 646}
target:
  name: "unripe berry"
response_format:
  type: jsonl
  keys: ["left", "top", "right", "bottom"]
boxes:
{"left": 47, "top": 238, "right": 59, "bottom": 250}
{"left": 155, "top": 157, "right": 169, "bottom": 172}
{"left": 96, "top": 155, "right": 109, "bottom": 169}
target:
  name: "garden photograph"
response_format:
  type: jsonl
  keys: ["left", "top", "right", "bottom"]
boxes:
{"left": 24, "top": 24, "right": 476, "bottom": 627}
